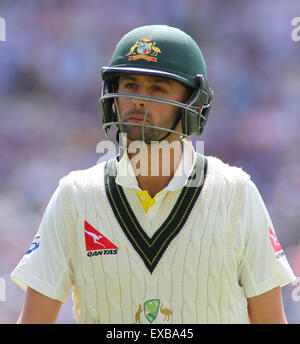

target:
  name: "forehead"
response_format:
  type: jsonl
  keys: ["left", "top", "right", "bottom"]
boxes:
{"left": 119, "top": 73, "right": 178, "bottom": 86}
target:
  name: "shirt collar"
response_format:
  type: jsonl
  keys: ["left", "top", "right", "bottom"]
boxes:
{"left": 115, "top": 140, "right": 196, "bottom": 191}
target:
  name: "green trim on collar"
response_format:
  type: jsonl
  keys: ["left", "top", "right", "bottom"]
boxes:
{"left": 105, "top": 153, "right": 207, "bottom": 273}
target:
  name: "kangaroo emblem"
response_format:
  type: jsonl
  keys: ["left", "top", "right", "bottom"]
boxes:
{"left": 135, "top": 304, "right": 143, "bottom": 323}
{"left": 84, "top": 230, "right": 105, "bottom": 247}
{"left": 126, "top": 41, "right": 140, "bottom": 55}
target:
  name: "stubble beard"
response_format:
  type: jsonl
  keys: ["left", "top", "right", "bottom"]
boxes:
{"left": 121, "top": 109, "right": 181, "bottom": 144}
{"left": 122, "top": 124, "right": 163, "bottom": 144}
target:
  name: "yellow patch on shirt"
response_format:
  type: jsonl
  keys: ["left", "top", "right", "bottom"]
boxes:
{"left": 137, "top": 190, "right": 161, "bottom": 212}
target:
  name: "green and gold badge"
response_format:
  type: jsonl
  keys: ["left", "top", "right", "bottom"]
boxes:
{"left": 143, "top": 299, "right": 160, "bottom": 323}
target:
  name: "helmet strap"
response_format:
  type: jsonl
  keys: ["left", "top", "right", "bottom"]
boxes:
{"left": 157, "top": 111, "right": 182, "bottom": 142}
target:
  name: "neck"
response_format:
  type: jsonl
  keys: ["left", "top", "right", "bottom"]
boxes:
{"left": 127, "top": 140, "right": 183, "bottom": 198}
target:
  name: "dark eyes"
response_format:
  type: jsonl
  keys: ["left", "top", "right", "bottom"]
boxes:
{"left": 152, "top": 85, "right": 167, "bottom": 93}
{"left": 123, "top": 83, "right": 167, "bottom": 94}
{"left": 124, "top": 82, "right": 136, "bottom": 89}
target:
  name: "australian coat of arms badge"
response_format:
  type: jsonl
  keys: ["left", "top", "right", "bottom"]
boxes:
{"left": 126, "top": 38, "right": 161, "bottom": 62}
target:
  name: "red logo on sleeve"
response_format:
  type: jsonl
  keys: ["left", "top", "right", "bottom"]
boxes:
{"left": 84, "top": 221, "right": 118, "bottom": 252}
{"left": 268, "top": 227, "right": 283, "bottom": 253}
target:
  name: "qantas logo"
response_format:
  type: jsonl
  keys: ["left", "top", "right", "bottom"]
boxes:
{"left": 268, "top": 227, "right": 284, "bottom": 259}
{"left": 84, "top": 221, "right": 118, "bottom": 257}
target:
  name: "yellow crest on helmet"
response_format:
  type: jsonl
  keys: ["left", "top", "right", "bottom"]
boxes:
{"left": 126, "top": 38, "right": 161, "bottom": 62}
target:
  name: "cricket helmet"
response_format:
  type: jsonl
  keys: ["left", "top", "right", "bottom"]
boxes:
{"left": 100, "top": 25, "right": 214, "bottom": 141}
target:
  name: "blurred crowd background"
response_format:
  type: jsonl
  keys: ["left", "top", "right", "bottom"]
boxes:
{"left": 0, "top": 0, "right": 299, "bottom": 323}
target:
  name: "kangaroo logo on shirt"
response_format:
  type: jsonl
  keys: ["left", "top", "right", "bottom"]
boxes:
{"left": 84, "top": 221, "right": 118, "bottom": 257}
{"left": 268, "top": 227, "right": 284, "bottom": 259}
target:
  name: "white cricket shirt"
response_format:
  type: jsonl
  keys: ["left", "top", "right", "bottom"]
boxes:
{"left": 11, "top": 140, "right": 295, "bottom": 304}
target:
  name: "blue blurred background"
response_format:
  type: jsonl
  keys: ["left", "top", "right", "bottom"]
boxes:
{"left": 0, "top": 0, "right": 299, "bottom": 323}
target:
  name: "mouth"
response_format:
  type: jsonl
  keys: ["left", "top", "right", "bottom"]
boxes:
{"left": 126, "top": 115, "right": 151, "bottom": 125}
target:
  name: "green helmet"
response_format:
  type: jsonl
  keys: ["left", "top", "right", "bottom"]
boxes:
{"left": 100, "top": 25, "right": 213, "bottom": 141}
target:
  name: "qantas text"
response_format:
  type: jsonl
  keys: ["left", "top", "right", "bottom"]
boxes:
{"left": 87, "top": 249, "right": 118, "bottom": 257}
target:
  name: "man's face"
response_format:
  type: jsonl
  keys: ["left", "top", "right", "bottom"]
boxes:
{"left": 117, "top": 74, "right": 188, "bottom": 143}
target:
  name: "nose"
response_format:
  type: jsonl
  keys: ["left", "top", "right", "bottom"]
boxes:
{"left": 132, "top": 96, "right": 147, "bottom": 110}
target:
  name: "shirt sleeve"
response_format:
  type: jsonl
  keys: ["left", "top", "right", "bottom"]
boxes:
{"left": 10, "top": 187, "right": 74, "bottom": 303}
{"left": 236, "top": 179, "right": 296, "bottom": 298}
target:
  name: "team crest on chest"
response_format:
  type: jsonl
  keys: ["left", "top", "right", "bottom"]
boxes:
{"left": 143, "top": 299, "right": 160, "bottom": 323}
{"left": 126, "top": 38, "right": 161, "bottom": 62}
{"left": 134, "top": 299, "right": 173, "bottom": 324}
